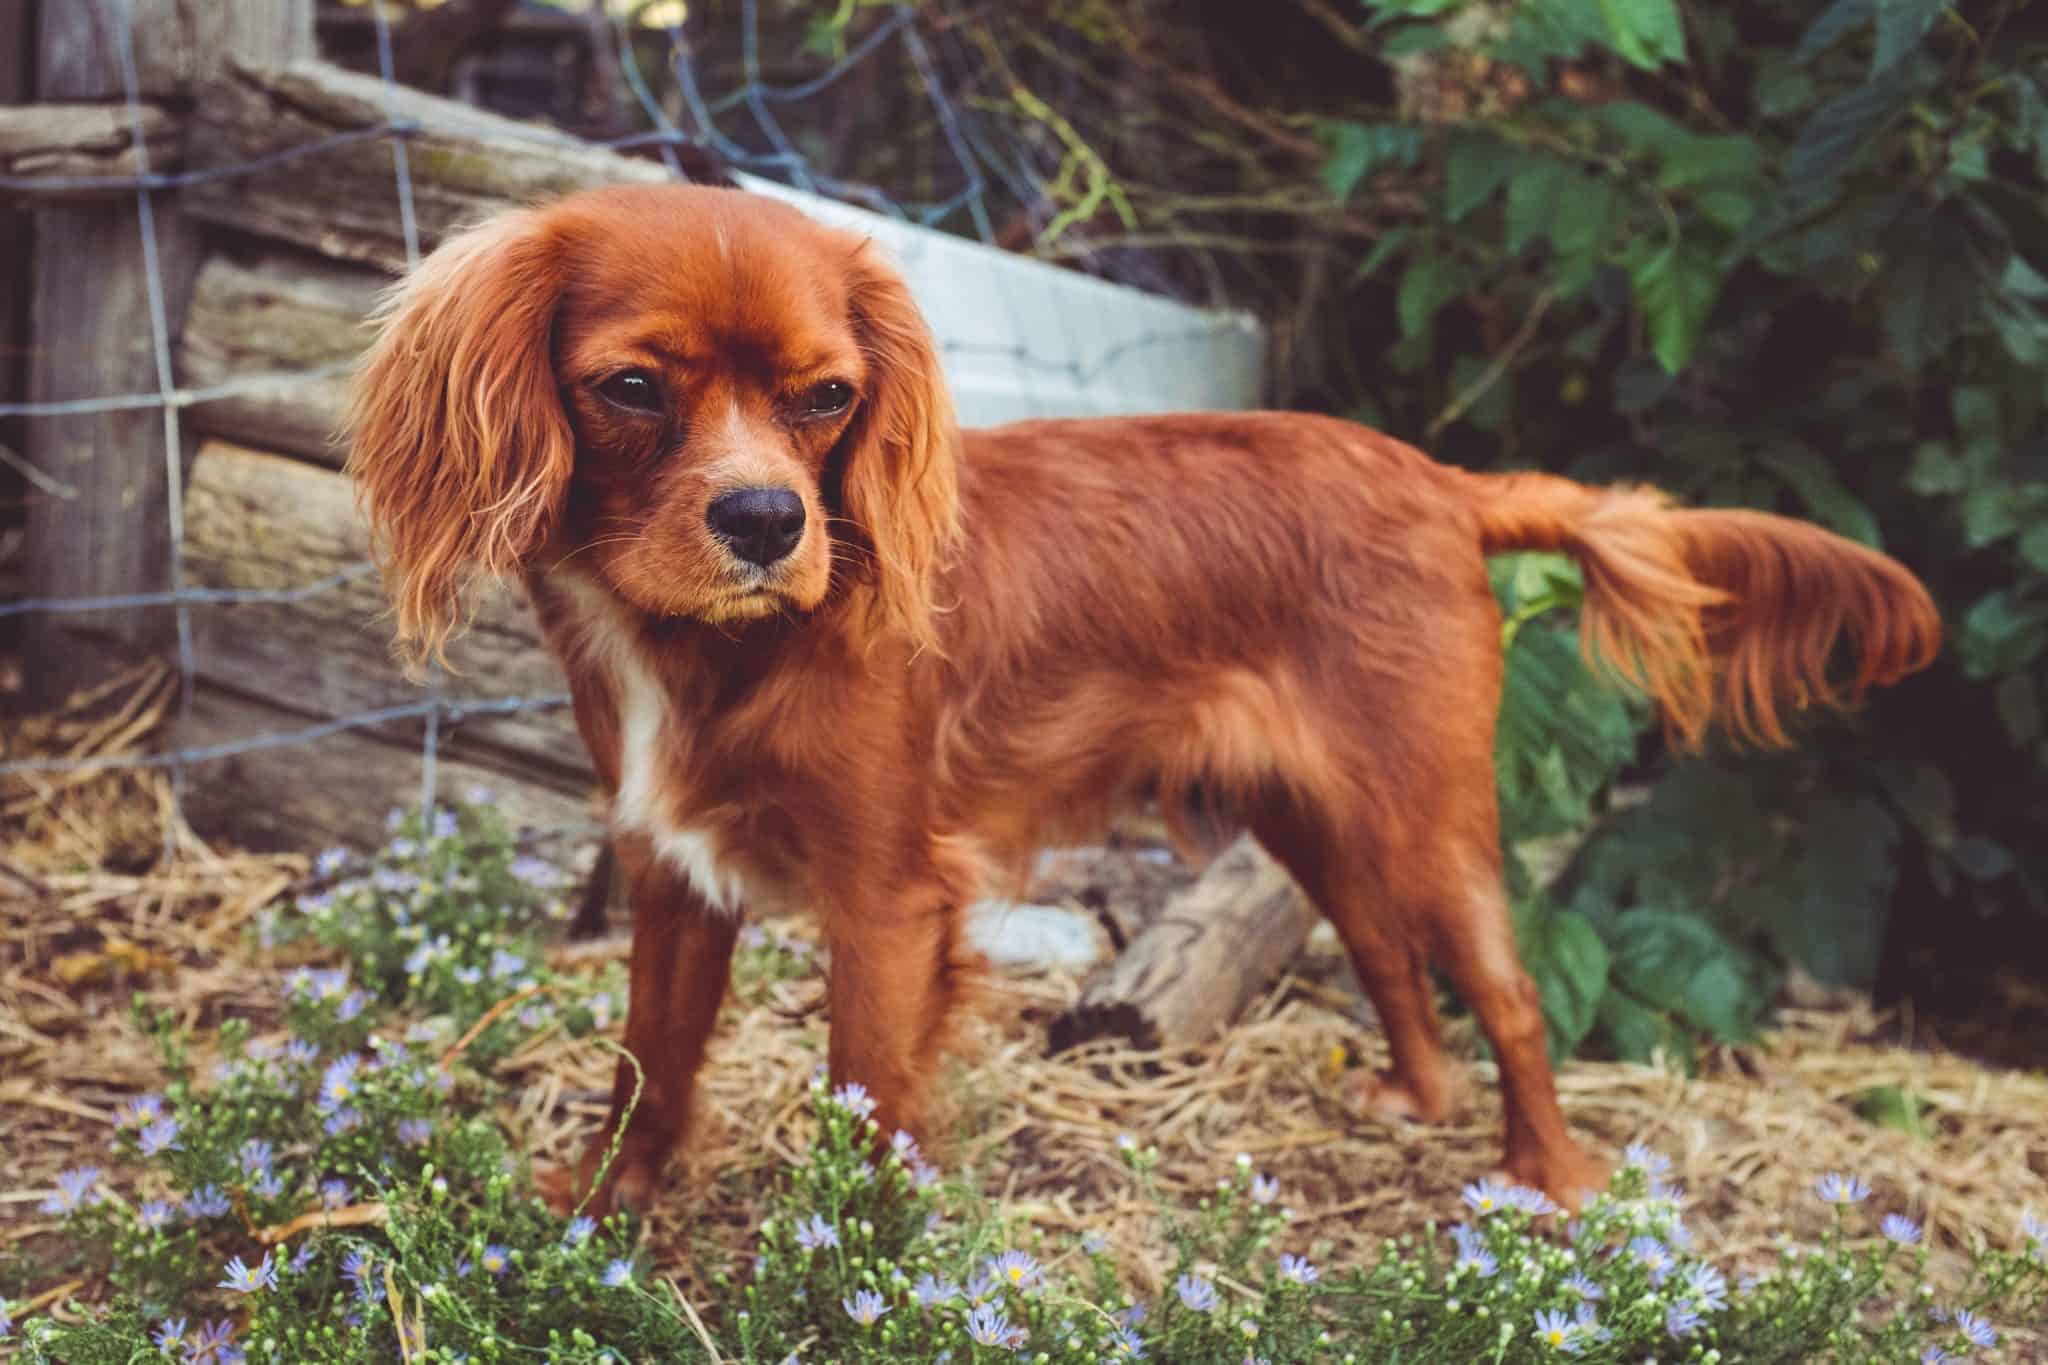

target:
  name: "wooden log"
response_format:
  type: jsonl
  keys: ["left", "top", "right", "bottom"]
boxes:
{"left": 1046, "top": 833, "right": 1320, "bottom": 1055}
{"left": 178, "top": 249, "right": 385, "bottom": 466}
{"left": 179, "top": 439, "right": 590, "bottom": 774}
{"left": 20, "top": 0, "right": 312, "bottom": 703}
{"left": 0, "top": 102, "right": 184, "bottom": 198}
{"left": 176, "top": 682, "right": 596, "bottom": 855}
{"left": 185, "top": 57, "right": 668, "bottom": 275}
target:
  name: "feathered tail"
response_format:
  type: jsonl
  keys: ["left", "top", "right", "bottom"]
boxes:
{"left": 1467, "top": 471, "right": 1942, "bottom": 750}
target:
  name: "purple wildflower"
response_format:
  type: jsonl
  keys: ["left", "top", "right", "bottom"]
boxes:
{"left": 986, "top": 1249, "right": 1042, "bottom": 1292}
{"left": 1815, "top": 1172, "right": 1871, "bottom": 1206}
{"left": 1278, "top": 1253, "right": 1319, "bottom": 1285}
{"left": 116, "top": 1094, "right": 164, "bottom": 1128}
{"left": 41, "top": 1167, "right": 103, "bottom": 1216}
{"left": 184, "top": 1184, "right": 231, "bottom": 1219}
{"left": 1533, "top": 1307, "right": 1579, "bottom": 1352}
{"left": 1462, "top": 1177, "right": 1513, "bottom": 1215}
{"left": 398, "top": 1118, "right": 433, "bottom": 1148}
{"left": 1666, "top": 1302, "right": 1701, "bottom": 1338}
{"left": 794, "top": 1214, "right": 840, "bottom": 1250}
{"left": 219, "top": 1252, "right": 278, "bottom": 1293}
{"left": 1956, "top": 1309, "right": 1997, "bottom": 1348}
{"left": 1883, "top": 1214, "right": 1922, "bottom": 1246}
{"left": 603, "top": 1259, "right": 633, "bottom": 1287}
{"left": 137, "top": 1116, "right": 182, "bottom": 1157}
{"left": 1683, "top": 1262, "right": 1728, "bottom": 1311}
{"left": 831, "top": 1081, "right": 877, "bottom": 1118}
{"left": 914, "top": 1273, "right": 957, "bottom": 1306}
{"left": 842, "top": 1289, "right": 888, "bottom": 1326}
{"left": 965, "top": 1303, "right": 1013, "bottom": 1345}
{"left": 1175, "top": 1273, "right": 1218, "bottom": 1312}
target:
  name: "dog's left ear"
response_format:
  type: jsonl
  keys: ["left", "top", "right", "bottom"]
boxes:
{"left": 839, "top": 246, "right": 960, "bottom": 654}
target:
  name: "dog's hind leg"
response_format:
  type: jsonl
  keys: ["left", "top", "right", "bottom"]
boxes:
{"left": 1250, "top": 796, "right": 1456, "bottom": 1127}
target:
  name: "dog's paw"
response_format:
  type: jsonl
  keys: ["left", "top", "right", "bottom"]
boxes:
{"left": 1497, "top": 1144, "right": 1611, "bottom": 1215}
{"left": 535, "top": 1150, "right": 664, "bottom": 1219}
{"left": 1352, "top": 1068, "right": 1453, "bottom": 1126}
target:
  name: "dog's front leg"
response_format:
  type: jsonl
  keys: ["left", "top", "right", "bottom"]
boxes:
{"left": 567, "top": 836, "right": 739, "bottom": 1216}
{"left": 820, "top": 870, "right": 969, "bottom": 1148}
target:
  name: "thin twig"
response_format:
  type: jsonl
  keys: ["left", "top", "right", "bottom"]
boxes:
{"left": 437, "top": 983, "right": 552, "bottom": 1071}
{"left": 256, "top": 1200, "right": 391, "bottom": 1246}
{"left": 1426, "top": 286, "right": 1560, "bottom": 439}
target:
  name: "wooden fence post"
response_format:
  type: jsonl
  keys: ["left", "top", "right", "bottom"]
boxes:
{"left": 20, "top": 0, "right": 311, "bottom": 703}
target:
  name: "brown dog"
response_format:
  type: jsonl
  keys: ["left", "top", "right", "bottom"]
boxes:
{"left": 346, "top": 182, "right": 1940, "bottom": 1212}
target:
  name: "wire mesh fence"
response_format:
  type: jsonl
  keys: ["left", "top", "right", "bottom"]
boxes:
{"left": 1, "top": 0, "right": 1262, "bottom": 848}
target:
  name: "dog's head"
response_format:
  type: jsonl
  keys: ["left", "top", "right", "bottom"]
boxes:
{"left": 346, "top": 184, "right": 959, "bottom": 660}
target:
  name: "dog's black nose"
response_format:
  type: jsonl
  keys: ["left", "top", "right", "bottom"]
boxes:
{"left": 707, "top": 487, "right": 806, "bottom": 568}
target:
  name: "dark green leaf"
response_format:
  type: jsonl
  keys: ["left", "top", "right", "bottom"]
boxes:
{"left": 1549, "top": 173, "right": 1625, "bottom": 292}
{"left": 1630, "top": 241, "right": 1722, "bottom": 373}
{"left": 1381, "top": 25, "right": 1454, "bottom": 58}
{"left": 1596, "top": 988, "right": 1695, "bottom": 1068}
{"left": 1445, "top": 133, "right": 1518, "bottom": 223}
{"left": 1606, "top": 910, "right": 1765, "bottom": 1042}
{"left": 1958, "top": 589, "right": 2048, "bottom": 678}
{"left": 1694, "top": 188, "right": 1758, "bottom": 232}
{"left": 1995, "top": 673, "right": 2042, "bottom": 746}
{"left": 1657, "top": 134, "right": 1764, "bottom": 191}
{"left": 1397, "top": 252, "right": 1461, "bottom": 342}
{"left": 1756, "top": 444, "right": 1882, "bottom": 545}
{"left": 1961, "top": 487, "right": 2019, "bottom": 547}
{"left": 1354, "top": 226, "right": 1413, "bottom": 282}
{"left": 1516, "top": 903, "right": 1612, "bottom": 1057}
{"left": 1879, "top": 203, "right": 1986, "bottom": 369}
{"left": 2020, "top": 524, "right": 2048, "bottom": 573}
{"left": 1872, "top": 0, "right": 1947, "bottom": 76}
{"left": 1785, "top": 67, "right": 1912, "bottom": 185}
{"left": 1953, "top": 386, "right": 2000, "bottom": 444}
{"left": 1600, "top": 101, "right": 1690, "bottom": 156}
{"left": 1319, "top": 121, "right": 1422, "bottom": 201}
{"left": 1754, "top": 57, "right": 1819, "bottom": 116}
{"left": 1506, "top": 157, "right": 1569, "bottom": 254}
{"left": 1595, "top": 0, "right": 1686, "bottom": 69}
{"left": 1796, "top": 0, "right": 1874, "bottom": 63}
{"left": 1908, "top": 440, "right": 1967, "bottom": 494}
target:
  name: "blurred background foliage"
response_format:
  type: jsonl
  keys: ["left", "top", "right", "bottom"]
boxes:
{"left": 338, "top": 0, "right": 2048, "bottom": 1071}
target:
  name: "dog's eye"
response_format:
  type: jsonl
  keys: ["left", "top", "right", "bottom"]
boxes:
{"left": 800, "top": 380, "right": 855, "bottom": 418}
{"left": 597, "top": 370, "right": 663, "bottom": 414}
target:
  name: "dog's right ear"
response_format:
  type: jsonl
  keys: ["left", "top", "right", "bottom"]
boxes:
{"left": 344, "top": 208, "right": 572, "bottom": 664}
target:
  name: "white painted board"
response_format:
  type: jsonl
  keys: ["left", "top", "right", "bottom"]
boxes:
{"left": 735, "top": 173, "right": 1267, "bottom": 427}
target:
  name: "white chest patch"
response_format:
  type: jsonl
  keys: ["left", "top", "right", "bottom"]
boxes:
{"left": 559, "top": 575, "right": 748, "bottom": 916}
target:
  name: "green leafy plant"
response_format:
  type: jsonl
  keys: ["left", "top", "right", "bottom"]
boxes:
{"left": 1319, "top": 0, "right": 2048, "bottom": 1066}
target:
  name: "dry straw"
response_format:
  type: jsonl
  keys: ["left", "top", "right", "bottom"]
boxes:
{"left": 3, "top": 668, "right": 2044, "bottom": 1355}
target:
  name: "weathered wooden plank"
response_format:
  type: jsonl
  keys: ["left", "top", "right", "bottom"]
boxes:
{"left": 1047, "top": 833, "right": 1318, "bottom": 1055}
{"left": 178, "top": 249, "right": 385, "bottom": 466}
{"left": 21, "top": 0, "right": 312, "bottom": 703}
{"left": 0, "top": 102, "right": 183, "bottom": 198}
{"left": 177, "top": 682, "right": 598, "bottom": 856}
{"left": 179, "top": 439, "right": 590, "bottom": 774}
{"left": 185, "top": 57, "right": 667, "bottom": 275}
{"left": 36, "top": 0, "right": 312, "bottom": 99}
